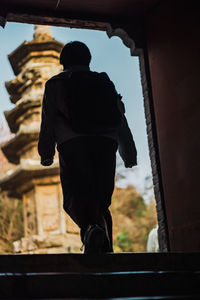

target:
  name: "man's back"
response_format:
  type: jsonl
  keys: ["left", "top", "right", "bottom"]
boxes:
{"left": 38, "top": 68, "right": 120, "bottom": 153}
{"left": 38, "top": 41, "right": 137, "bottom": 253}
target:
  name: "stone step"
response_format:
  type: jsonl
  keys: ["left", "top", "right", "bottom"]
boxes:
{"left": 0, "top": 270, "right": 200, "bottom": 298}
{"left": 25, "top": 297, "right": 200, "bottom": 300}
{"left": 0, "top": 253, "right": 200, "bottom": 273}
{"left": 0, "top": 253, "right": 200, "bottom": 299}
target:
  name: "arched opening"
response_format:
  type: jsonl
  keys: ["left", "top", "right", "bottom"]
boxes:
{"left": 0, "top": 19, "right": 168, "bottom": 253}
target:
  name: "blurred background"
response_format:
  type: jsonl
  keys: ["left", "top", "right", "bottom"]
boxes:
{"left": 0, "top": 23, "right": 158, "bottom": 253}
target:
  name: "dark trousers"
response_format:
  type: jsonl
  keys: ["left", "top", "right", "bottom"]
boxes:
{"left": 58, "top": 136, "right": 118, "bottom": 248}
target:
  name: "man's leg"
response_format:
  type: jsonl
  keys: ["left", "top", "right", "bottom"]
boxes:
{"left": 58, "top": 136, "right": 117, "bottom": 251}
{"left": 93, "top": 137, "right": 118, "bottom": 252}
{"left": 103, "top": 209, "right": 113, "bottom": 251}
{"left": 58, "top": 137, "right": 96, "bottom": 235}
{"left": 58, "top": 137, "right": 109, "bottom": 241}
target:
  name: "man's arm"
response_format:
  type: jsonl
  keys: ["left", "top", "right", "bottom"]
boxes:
{"left": 38, "top": 80, "right": 56, "bottom": 166}
{"left": 117, "top": 96, "right": 137, "bottom": 168}
{"left": 118, "top": 114, "right": 137, "bottom": 168}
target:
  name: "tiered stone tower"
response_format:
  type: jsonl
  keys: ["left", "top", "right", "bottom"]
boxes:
{"left": 0, "top": 25, "right": 81, "bottom": 253}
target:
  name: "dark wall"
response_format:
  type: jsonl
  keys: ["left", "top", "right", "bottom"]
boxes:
{"left": 145, "top": 1, "right": 200, "bottom": 251}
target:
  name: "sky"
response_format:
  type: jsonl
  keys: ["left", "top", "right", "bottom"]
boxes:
{"left": 0, "top": 22, "right": 154, "bottom": 200}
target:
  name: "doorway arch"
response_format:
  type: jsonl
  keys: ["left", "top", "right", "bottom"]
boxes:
{"left": 1, "top": 12, "right": 169, "bottom": 252}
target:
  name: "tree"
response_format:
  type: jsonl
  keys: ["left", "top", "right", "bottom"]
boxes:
{"left": 0, "top": 191, "right": 24, "bottom": 253}
{"left": 111, "top": 185, "right": 158, "bottom": 252}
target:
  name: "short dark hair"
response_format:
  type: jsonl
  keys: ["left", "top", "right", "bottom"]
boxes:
{"left": 60, "top": 41, "right": 91, "bottom": 68}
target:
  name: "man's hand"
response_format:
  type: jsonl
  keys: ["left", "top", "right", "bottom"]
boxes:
{"left": 124, "top": 160, "right": 137, "bottom": 168}
{"left": 41, "top": 158, "right": 53, "bottom": 166}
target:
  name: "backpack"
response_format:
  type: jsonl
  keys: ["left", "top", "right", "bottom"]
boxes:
{"left": 64, "top": 71, "right": 122, "bottom": 134}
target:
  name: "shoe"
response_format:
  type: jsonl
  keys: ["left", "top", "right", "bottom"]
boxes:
{"left": 101, "top": 226, "right": 113, "bottom": 253}
{"left": 84, "top": 224, "right": 106, "bottom": 254}
{"left": 101, "top": 216, "right": 114, "bottom": 253}
{"left": 102, "top": 236, "right": 113, "bottom": 253}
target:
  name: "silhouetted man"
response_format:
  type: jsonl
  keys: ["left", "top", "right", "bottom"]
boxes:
{"left": 38, "top": 41, "right": 137, "bottom": 253}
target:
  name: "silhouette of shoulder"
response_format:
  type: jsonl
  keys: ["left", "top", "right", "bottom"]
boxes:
{"left": 44, "top": 72, "right": 69, "bottom": 92}
{"left": 48, "top": 71, "right": 69, "bottom": 82}
{"left": 45, "top": 71, "right": 114, "bottom": 90}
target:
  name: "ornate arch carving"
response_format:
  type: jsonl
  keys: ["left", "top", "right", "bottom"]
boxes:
{"left": 1, "top": 11, "right": 170, "bottom": 251}
{"left": 106, "top": 25, "right": 137, "bottom": 56}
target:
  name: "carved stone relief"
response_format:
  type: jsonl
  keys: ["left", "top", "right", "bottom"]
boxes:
{"left": 35, "top": 185, "right": 60, "bottom": 234}
{"left": 23, "top": 189, "right": 37, "bottom": 236}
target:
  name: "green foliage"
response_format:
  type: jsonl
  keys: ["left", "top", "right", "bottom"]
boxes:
{"left": 0, "top": 184, "right": 157, "bottom": 254}
{"left": 0, "top": 192, "right": 24, "bottom": 253}
{"left": 111, "top": 186, "right": 158, "bottom": 253}
{"left": 115, "top": 231, "right": 133, "bottom": 252}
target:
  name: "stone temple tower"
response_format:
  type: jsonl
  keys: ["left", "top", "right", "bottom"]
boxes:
{"left": 0, "top": 25, "right": 81, "bottom": 253}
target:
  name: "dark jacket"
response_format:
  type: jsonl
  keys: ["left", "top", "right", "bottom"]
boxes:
{"left": 38, "top": 67, "right": 137, "bottom": 167}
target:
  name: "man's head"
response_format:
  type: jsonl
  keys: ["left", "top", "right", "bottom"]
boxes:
{"left": 60, "top": 41, "right": 91, "bottom": 69}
